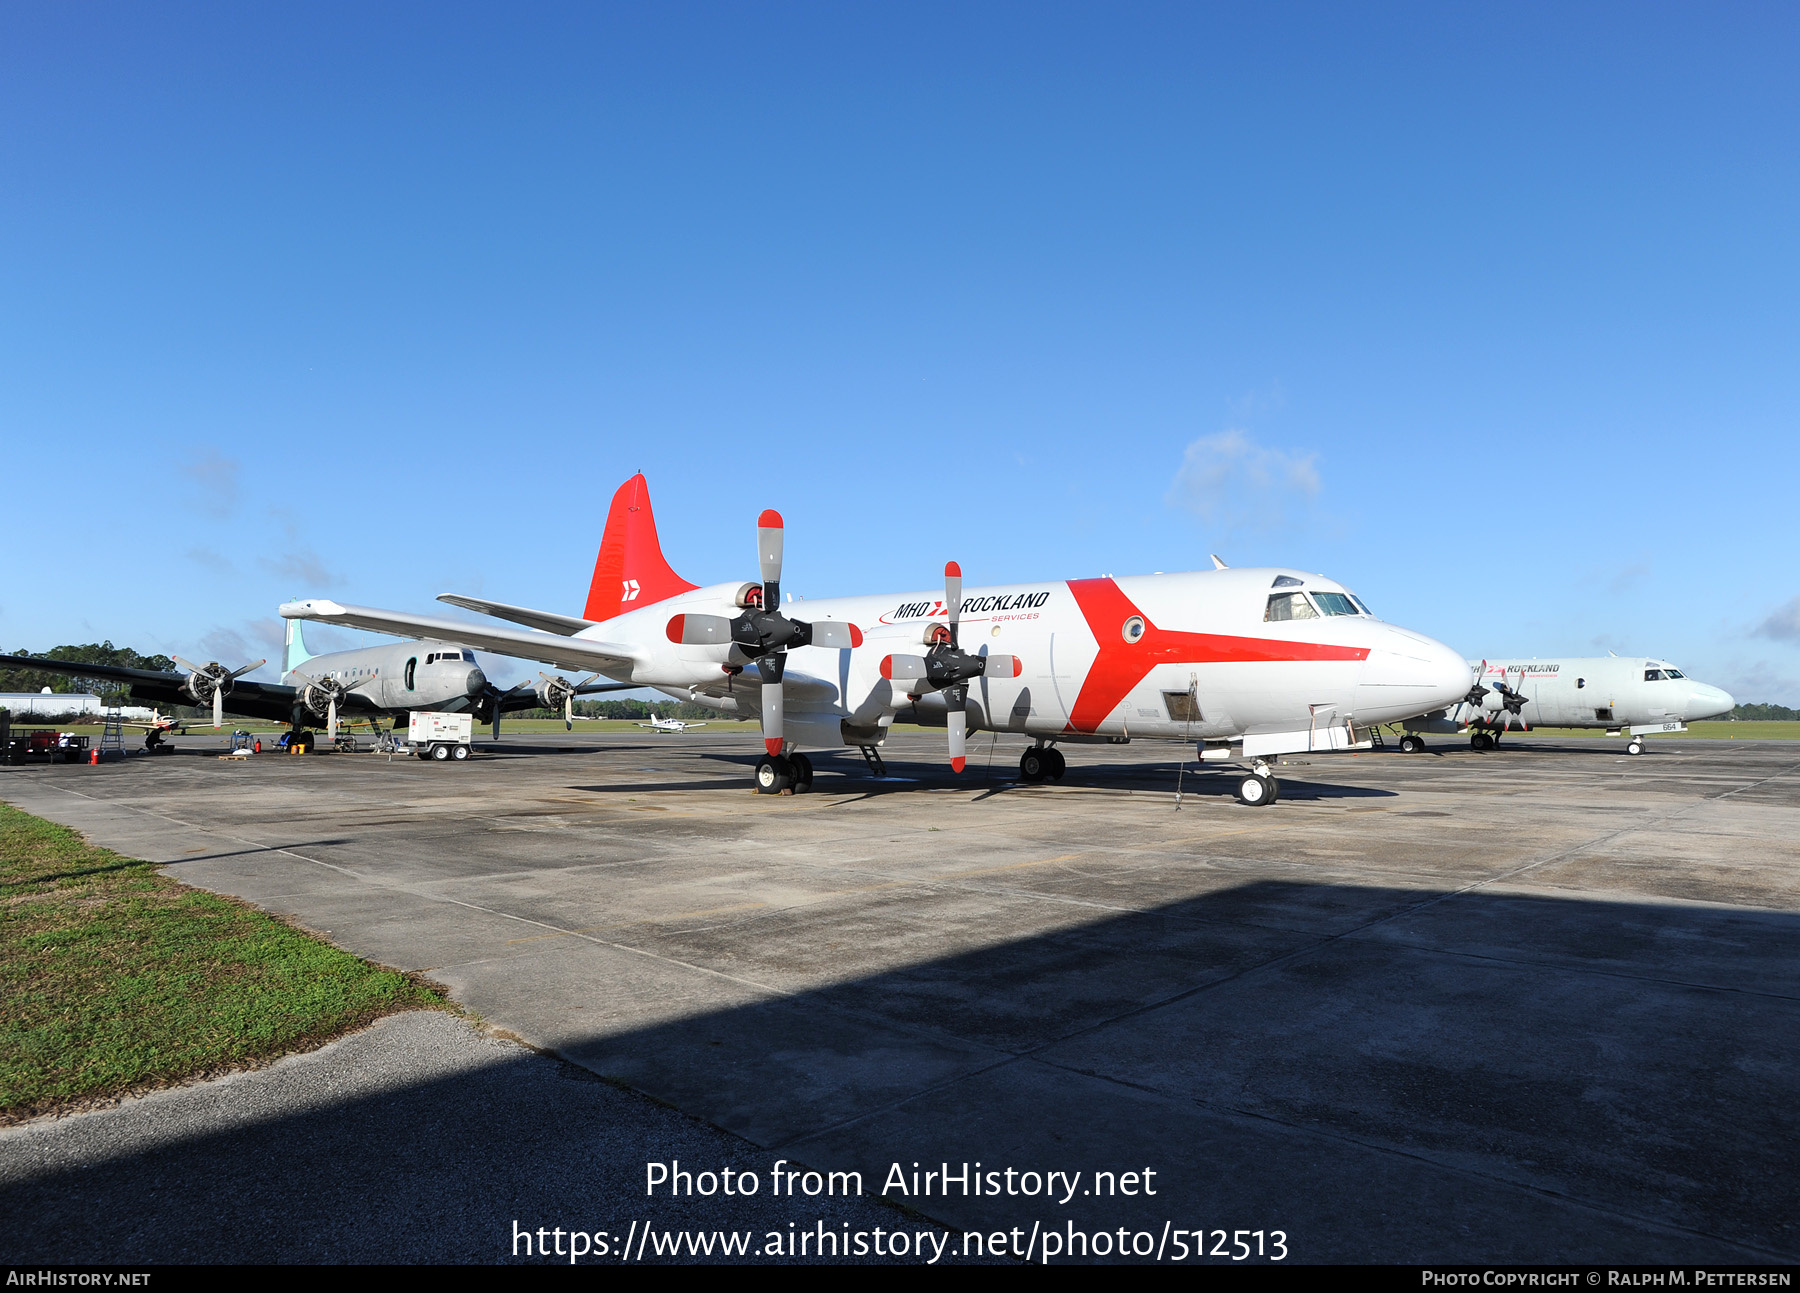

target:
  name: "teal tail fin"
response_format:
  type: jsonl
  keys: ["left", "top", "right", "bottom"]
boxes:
{"left": 284, "top": 614, "right": 314, "bottom": 676}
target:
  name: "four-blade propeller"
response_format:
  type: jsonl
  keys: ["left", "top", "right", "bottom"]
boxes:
{"left": 879, "top": 562, "right": 1021, "bottom": 773}
{"left": 173, "top": 656, "right": 266, "bottom": 730}
{"left": 665, "top": 510, "right": 861, "bottom": 757}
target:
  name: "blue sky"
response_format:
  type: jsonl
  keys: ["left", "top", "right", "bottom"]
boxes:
{"left": 4, "top": 3, "right": 1798, "bottom": 701}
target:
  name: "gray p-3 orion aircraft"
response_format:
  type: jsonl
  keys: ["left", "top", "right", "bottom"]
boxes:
{"left": 0, "top": 618, "right": 631, "bottom": 751}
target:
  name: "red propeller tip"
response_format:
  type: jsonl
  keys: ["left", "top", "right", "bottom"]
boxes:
{"left": 764, "top": 737, "right": 784, "bottom": 757}
{"left": 664, "top": 615, "right": 685, "bottom": 643}
{"left": 951, "top": 757, "right": 966, "bottom": 773}
{"left": 758, "top": 509, "right": 784, "bottom": 529}
{"left": 945, "top": 561, "right": 961, "bottom": 578}
{"left": 848, "top": 624, "right": 863, "bottom": 648}
{"left": 879, "top": 655, "right": 896, "bottom": 680}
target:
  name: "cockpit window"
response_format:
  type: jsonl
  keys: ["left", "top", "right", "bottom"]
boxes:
{"left": 1350, "top": 594, "right": 1374, "bottom": 616}
{"left": 440, "top": 651, "right": 462, "bottom": 661}
{"left": 1271, "top": 575, "right": 1304, "bottom": 589}
{"left": 1312, "top": 592, "right": 1360, "bottom": 616}
{"left": 1644, "top": 669, "right": 1666, "bottom": 681}
{"left": 1664, "top": 668, "right": 1684, "bottom": 678}
{"left": 1265, "top": 592, "right": 1319, "bottom": 621}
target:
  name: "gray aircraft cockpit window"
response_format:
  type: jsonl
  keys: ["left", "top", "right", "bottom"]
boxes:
{"left": 1645, "top": 669, "right": 1667, "bottom": 681}
{"left": 1350, "top": 594, "right": 1374, "bottom": 616}
{"left": 1264, "top": 592, "right": 1319, "bottom": 621}
{"left": 1664, "top": 668, "right": 1684, "bottom": 678}
{"left": 1312, "top": 592, "right": 1360, "bottom": 616}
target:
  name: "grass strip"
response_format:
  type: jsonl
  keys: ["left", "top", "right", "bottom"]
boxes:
{"left": 0, "top": 801, "right": 444, "bottom": 1122}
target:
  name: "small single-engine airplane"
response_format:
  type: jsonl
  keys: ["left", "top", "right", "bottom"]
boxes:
{"left": 1395, "top": 656, "right": 1735, "bottom": 755}
{"left": 638, "top": 714, "right": 707, "bottom": 733}
{"left": 281, "top": 474, "right": 1470, "bottom": 805}
{"left": 0, "top": 619, "right": 631, "bottom": 751}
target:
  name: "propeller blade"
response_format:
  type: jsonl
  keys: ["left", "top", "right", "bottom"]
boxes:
{"left": 761, "top": 679, "right": 784, "bottom": 757}
{"left": 327, "top": 695, "right": 338, "bottom": 742}
{"left": 494, "top": 706, "right": 502, "bottom": 740}
{"left": 948, "top": 707, "right": 967, "bottom": 773}
{"left": 213, "top": 686, "right": 223, "bottom": 730}
{"left": 881, "top": 655, "right": 928, "bottom": 681}
{"left": 173, "top": 655, "right": 208, "bottom": 676}
{"left": 806, "top": 621, "right": 860, "bottom": 650}
{"left": 563, "top": 692, "right": 573, "bottom": 731}
{"left": 757, "top": 509, "right": 784, "bottom": 602}
{"left": 981, "top": 654, "right": 1021, "bottom": 679}
{"left": 665, "top": 613, "right": 734, "bottom": 645}
{"left": 227, "top": 659, "right": 266, "bottom": 680}
{"left": 944, "top": 561, "right": 962, "bottom": 646}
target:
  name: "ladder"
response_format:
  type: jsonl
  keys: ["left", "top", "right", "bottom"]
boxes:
{"left": 857, "top": 745, "right": 887, "bottom": 778}
{"left": 100, "top": 706, "right": 125, "bottom": 758}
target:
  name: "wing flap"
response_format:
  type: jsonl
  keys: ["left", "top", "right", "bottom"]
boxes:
{"left": 436, "top": 594, "right": 596, "bottom": 637}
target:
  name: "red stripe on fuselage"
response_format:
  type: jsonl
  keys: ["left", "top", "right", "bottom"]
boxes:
{"left": 1062, "top": 577, "right": 1368, "bottom": 733}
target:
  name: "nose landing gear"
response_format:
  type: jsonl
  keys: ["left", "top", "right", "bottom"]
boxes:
{"left": 1234, "top": 759, "right": 1280, "bottom": 806}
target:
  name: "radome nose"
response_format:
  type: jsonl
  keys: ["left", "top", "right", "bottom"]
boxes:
{"left": 1689, "top": 683, "right": 1734, "bottom": 720}
{"left": 1354, "top": 629, "right": 1476, "bottom": 723}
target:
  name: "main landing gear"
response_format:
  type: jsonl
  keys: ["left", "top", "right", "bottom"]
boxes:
{"left": 1626, "top": 738, "right": 1645, "bottom": 756}
{"left": 1470, "top": 731, "right": 1498, "bottom": 752}
{"left": 1234, "top": 759, "right": 1280, "bottom": 806}
{"left": 1398, "top": 733, "right": 1427, "bottom": 754}
{"left": 754, "top": 752, "right": 814, "bottom": 794}
{"left": 1017, "top": 745, "right": 1066, "bottom": 783}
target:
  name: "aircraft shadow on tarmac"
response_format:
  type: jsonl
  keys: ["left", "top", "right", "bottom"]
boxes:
{"left": 6, "top": 881, "right": 1795, "bottom": 1263}
{"left": 565, "top": 749, "right": 1401, "bottom": 801}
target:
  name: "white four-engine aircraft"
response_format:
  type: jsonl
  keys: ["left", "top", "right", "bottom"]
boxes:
{"left": 281, "top": 474, "right": 1471, "bottom": 805}
{"left": 1397, "top": 656, "right": 1735, "bottom": 755}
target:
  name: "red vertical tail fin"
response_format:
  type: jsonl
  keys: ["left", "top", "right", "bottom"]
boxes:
{"left": 584, "top": 474, "right": 698, "bottom": 621}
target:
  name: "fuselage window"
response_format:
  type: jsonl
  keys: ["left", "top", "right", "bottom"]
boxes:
{"left": 1312, "top": 592, "right": 1359, "bottom": 616}
{"left": 1576, "top": 678, "right": 1586, "bottom": 689}
{"left": 1264, "top": 592, "right": 1319, "bottom": 621}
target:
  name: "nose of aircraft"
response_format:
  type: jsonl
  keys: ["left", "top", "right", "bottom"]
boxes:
{"left": 1688, "top": 682, "right": 1734, "bottom": 721}
{"left": 1354, "top": 628, "right": 1475, "bottom": 724}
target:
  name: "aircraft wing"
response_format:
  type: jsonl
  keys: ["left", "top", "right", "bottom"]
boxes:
{"left": 280, "top": 601, "right": 640, "bottom": 677}
{"left": 0, "top": 654, "right": 303, "bottom": 724}
{"left": 436, "top": 595, "right": 596, "bottom": 637}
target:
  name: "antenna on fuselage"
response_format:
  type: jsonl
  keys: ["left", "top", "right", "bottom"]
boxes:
{"left": 1210, "top": 554, "right": 1228, "bottom": 570}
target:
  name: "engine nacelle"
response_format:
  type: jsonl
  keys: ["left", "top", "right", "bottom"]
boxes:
{"left": 536, "top": 675, "right": 577, "bottom": 711}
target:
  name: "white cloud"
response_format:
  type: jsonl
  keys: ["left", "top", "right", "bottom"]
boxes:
{"left": 1167, "top": 429, "right": 1321, "bottom": 533}
{"left": 1753, "top": 596, "right": 1800, "bottom": 642}
{"left": 259, "top": 549, "right": 342, "bottom": 589}
{"left": 180, "top": 450, "right": 241, "bottom": 519}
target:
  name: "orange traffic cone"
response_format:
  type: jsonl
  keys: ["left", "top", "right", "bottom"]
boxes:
{"left": 89, "top": 748, "right": 99, "bottom": 765}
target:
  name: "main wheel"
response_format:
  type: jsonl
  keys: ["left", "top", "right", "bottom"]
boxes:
{"left": 1235, "top": 773, "right": 1274, "bottom": 806}
{"left": 1044, "top": 747, "right": 1066, "bottom": 779}
{"left": 450, "top": 743, "right": 471, "bottom": 761}
{"left": 1399, "top": 734, "right": 1424, "bottom": 754}
{"left": 1018, "top": 748, "right": 1048, "bottom": 782}
{"left": 1627, "top": 740, "right": 1644, "bottom": 756}
{"left": 1470, "top": 732, "right": 1489, "bottom": 752}
{"left": 430, "top": 742, "right": 452, "bottom": 761}
{"left": 754, "top": 755, "right": 794, "bottom": 793}
{"left": 791, "top": 752, "right": 814, "bottom": 791}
